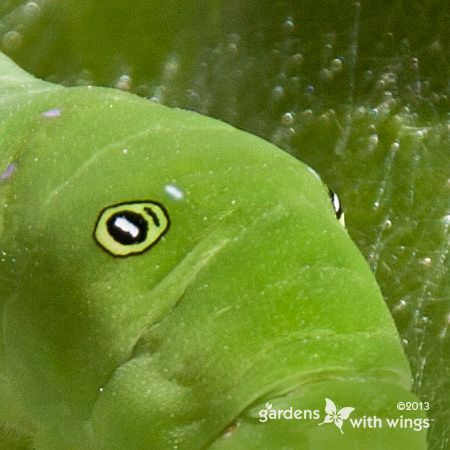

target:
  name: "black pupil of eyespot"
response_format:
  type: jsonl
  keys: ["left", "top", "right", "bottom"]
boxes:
{"left": 328, "top": 188, "right": 343, "bottom": 219}
{"left": 106, "top": 210, "right": 148, "bottom": 245}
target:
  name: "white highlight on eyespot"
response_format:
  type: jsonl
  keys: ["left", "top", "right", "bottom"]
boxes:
{"left": 114, "top": 217, "right": 139, "bottom": 238}
{"left": 165, "top": 184, "right": 184, "bottom": 200}
{"left": 331, "top": 192, "right": 340, "bottom": 214}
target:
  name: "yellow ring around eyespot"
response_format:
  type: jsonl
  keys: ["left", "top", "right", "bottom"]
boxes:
{"left": 93, "top": 201, "right": 170, "bottom": 257}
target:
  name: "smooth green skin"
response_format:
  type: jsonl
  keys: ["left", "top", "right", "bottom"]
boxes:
{"left": 0, "top": 53, "right": 427, "bottom": 449}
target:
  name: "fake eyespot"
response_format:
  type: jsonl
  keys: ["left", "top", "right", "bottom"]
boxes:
{"left": 93, "top": 201, "right": 170, "bottom": 257}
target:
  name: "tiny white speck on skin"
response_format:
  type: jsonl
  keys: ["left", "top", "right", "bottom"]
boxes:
{"left": 0, "top": 163, "right": 16, "bottom": 181}
{"left": 41, "top": 108, "right": 62, "bottom": 118}
{"left": 164, "top": 184, "right": 184, "bottom": 200}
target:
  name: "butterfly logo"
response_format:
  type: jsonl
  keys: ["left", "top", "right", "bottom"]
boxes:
{"left": 318, "top": 398, "right": 355, "bottom": 434}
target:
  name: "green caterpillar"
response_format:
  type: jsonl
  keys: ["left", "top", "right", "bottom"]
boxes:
{"left": 0, "top": 52, "right": 427, "bottom": 449}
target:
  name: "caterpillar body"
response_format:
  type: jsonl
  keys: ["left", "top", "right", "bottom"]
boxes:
{"left": 0, "top": 52, "right": 426, "bottom": 449}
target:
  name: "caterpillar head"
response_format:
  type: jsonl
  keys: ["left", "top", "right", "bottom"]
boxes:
{"left": 0, "top": 54, "right": 423, "bottom": 449}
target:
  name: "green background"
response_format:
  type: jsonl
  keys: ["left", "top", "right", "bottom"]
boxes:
{"left": 1, "top": 1, "right": 448, "bottom": 448}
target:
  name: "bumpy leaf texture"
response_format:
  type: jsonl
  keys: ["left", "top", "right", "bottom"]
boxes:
{"left": 1, "top": 1, "right": 449, "bottom": 448}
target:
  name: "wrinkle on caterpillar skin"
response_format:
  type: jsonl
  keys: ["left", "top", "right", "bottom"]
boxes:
{"left": 89, "top": 205, "right": 240, "bottom": 410}
{"left": 95, "top": 202, "right": 290, "bottom": 394}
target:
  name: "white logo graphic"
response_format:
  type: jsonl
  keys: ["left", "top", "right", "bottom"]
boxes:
{"left": 256, "top": 397, "right": 430, "bottom": 433}
{"left": 318, "top": 398, "right": 355, "bottom": 434}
